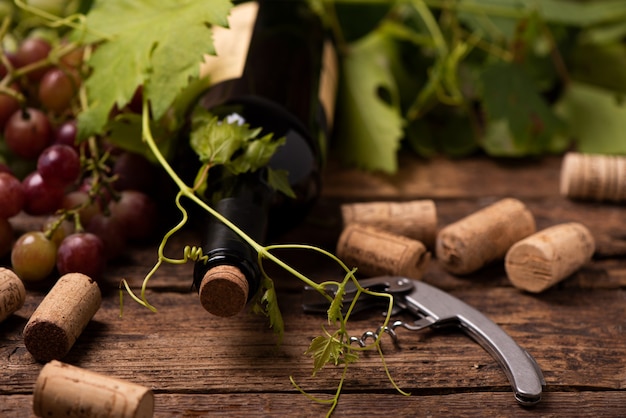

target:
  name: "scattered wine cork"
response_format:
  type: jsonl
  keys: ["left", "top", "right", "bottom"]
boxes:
{"left": 23, "top": 273, "right": 101, "bottom": 362}
{"left": 436, "top": 198, "right": 536, "bottom": 275}
{"left": 0, "top": 267, "right": 26, "bottom": 323}
{"left": 560, "top": 152, "right": 626, "bottom": 202}
{"left": 341, "top": 199, "right": 438, "bottom": 247}
{"left": 505, "top": 222, "right": 595, "bottom": 293}
{"left": 199, "top": 264, "right": 249, "bottom": 317}
{"left": 33, "top": 360, "right": 154, "bottom": 418}
{"left": 337, "top": 223, "right": 430, "bottom": 279}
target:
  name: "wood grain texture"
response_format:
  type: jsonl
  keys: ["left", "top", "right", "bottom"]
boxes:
{"left": 1, "top": 155, "right": 625, "bottom": 417}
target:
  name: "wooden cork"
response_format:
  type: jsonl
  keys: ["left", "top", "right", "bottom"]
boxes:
{"left": 341, "top": 199, "right": 438, "bottom": 248}
{"left": 0, "top": 267, "right": 26, "bottom": 323}
{"left": 505, "top": 222, "right": 595, "bottom": 293}
{"left": 199, "top": 264, "right": 249, "bottom": 317}
{"left": 560, "top": 152, "right": 626, "bottom": 202}
{"left": 24, "top": 273, "right": 101, "bottom": 362}
{"left": 33, "top": 360, "right": 154, "bottom": 418}
{"left": 436, "top": 198, "right": 536, "bottom": 275}
{"left": 336, "top": 223, "right": 430, "bottom": 279}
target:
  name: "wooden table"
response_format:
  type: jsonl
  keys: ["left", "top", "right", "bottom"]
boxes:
{"left": 2, "top": 155, "right": 625, "bottom": 417}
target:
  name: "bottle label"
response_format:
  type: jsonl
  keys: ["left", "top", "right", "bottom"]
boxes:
{"left": 199, "top": 2, "right": 258, "bottom": 83}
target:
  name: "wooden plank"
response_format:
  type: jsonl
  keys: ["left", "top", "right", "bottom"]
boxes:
{"left": 3, "top": 391, "right": 626, "bottom": 417}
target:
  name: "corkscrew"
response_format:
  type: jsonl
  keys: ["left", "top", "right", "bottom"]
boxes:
{"left": 302, "top": 276, "right": 545, "bottom": 406}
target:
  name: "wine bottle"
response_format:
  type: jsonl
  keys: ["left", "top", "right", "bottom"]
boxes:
{"left": 191, "top": 0, "right": 337, "bottom": 317}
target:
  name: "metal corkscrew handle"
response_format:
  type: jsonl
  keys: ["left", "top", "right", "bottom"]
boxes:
{"left": 399, "top": 279, "right": 545, "bottom": 406}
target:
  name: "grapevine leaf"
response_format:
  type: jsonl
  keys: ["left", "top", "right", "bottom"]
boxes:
{"left": 305, "top": 335, "right": 342, "bottom": 376}
{"left": 327, "top": 283, "right": 346, "bottom": 325}
{"left": 555, "top": 81, "right": 626, "bottom": 154}
{"left": 74, "top": 0, "right": 232, "bottom": 139}
{"left": 336, "top": 27, "right": 404, "bottom": 173}
{"left": 251, "top": 277, "right": 284, "bottom": 344}
{"left": 189, "top": 108, "right": 286, "bottom": 174}
{"left": 105, "top": 113, "right": 172, "bottom": 162}
{"left": 480, "top": 61, "right": 568, "bottom": 156}
{"left": 267, "top": 168, "right": 296, "bottom": 199}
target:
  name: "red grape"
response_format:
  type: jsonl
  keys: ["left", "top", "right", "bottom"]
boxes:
{"left": 4, "top": 108, "right": 52, "bottom": 159}
{"left": 0, "top": 163, "right": 11, "bottom": 174}
{"left": 37, "top": 144, "right": 81, "bottom": 187}
{"left": 0, "top": 217, "right": 13, "bottom": 258}
{"left": 0, "top": 172, "right": 25, "bottom": 219}
{"left": 0, "top": 84, "right": 21, "bottom": 129}
{"left": 62, "top": 190, "right": 102, "bottom": 226}
{"left": 86, "top": 213, "right": 127, "bottom": 260}
{"left": 109, "top": 190, "right": 158, "bottom": 241}
{"left": 38, "top": 67, "right": 80, "bottom": 113}
{"left": 56, "top": 232, "right": 105, "bottom": 278}
{"left": 22, "top": 171, "right": 64, "bottom": 215}
{"left": 14, "top": 38, "right": 52, "bottom": 81}
{"left": 54, "top": 119, "right": 78, "bottom": 148}
{"left": 112, "top": 152, "right": 157, "bottom": 193}
{"left": 11, "top": 231, "right": 57, "bottom": 281}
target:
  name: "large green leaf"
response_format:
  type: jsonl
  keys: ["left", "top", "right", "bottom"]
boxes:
{"left": 556, "top": 82, "right": 626, "bottom": 154}
{"left": 74, "top": 0, "right": 231, "bottom": 139}
{"left": 480, "top": 61, "right": 567, "bottom": 156}
{"left": 336, "top": 29, "right": 404, "bottom": 173}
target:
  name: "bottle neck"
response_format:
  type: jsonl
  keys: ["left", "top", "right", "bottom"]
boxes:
{"left": 193, "top": 170, "right": 273, "bottom": 297}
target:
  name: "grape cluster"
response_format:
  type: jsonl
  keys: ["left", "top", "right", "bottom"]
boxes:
{"left": 0, "top": 36, "right": 160, "bottom": 283}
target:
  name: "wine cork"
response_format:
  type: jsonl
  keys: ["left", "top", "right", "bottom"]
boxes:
{"left": 199, "top": 264, "right": 249, "bottom": 317}
{"left": 505, "top": 222, "right": 595, "bottom": 293}
{"left": 337, "top": 223, "right": 430, "bottom": 279}
{"left": 0, "top": 267, "right": 26, "bottom": 322}
{"left": 436, "top": 198, "right": 536, "bottom": 275}
{"left": 560, "top": 152, "right": 626, "bottom": 202}
{"left": 341, "top": 199, "right": 438, "bottom": 247}
{"left": 33, "top": 360, "right": 154, "bottom": 418}
{"left": 24, "top": 273, "right": 101, "bottom": 362}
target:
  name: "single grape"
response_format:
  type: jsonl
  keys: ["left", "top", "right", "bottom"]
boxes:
{"left": 109, "top": 190, "right": 158, "bottom": 241}
{"left": 0, "top": 84, "right": 21, "bottom": 129}
{"left": 22, "top": 171, "right": 64, "bottom": 216}
{"left": 14, "top": 37, "right": 52, "bottom": 81}
{"left": 4, "top": 108, "right": 52, "bottom": 159}
{"left": 112, "top": 152, "right": 157, "bottom": 193}
{"left": 11, "top": 231, "right": 57, "bottom": 281}
{"left": 43, "top": 215, "right": 75, "bottom": 247}
{"left": 56, "top": 232, "right": 105, "bottom": 278}
{"left": 54, "top": 119, "right": 78, "bottom": 148}
{"left": 38, "top": 67, "right": 80, "bottom": 114}
{"left": 86, "top": 213, "right": 126, "bottom": 260}
{"left": 0, "top": 172, "right": 25, "bottom": 219}
{"left": 0, "top": 217, "right": 13, "bottom": 258}
{"left": 62, "top": 190, "right": 102, "bottom": 226}
{"left": 37, "top": 144, "right": 81, "bottom": 187}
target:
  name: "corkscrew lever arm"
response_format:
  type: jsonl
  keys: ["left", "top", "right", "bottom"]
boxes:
{"left": 395, "top": 278, "right": 545, "bottom": 406}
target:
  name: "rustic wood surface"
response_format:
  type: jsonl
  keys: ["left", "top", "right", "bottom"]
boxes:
{"left": 1, "top": 155, "right": 625, "bottom": 417}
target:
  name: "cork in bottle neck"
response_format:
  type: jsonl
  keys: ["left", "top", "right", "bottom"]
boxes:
{"left": 199, "top": 264, "right": 249, "bottom": 317}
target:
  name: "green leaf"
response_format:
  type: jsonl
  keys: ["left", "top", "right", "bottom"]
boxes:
{"left": 251, "top": 277, "right": 284, "bottom": 344}
{"left": 75, "top": 0, "right": 232, "bottom": 139}
{"left": 480, "top": 61, "right": 567, "bottom": 156}
{"left": 555, "top": 81, "right": 626, "bottom": 154}
{"left": 266, "top": 168, "right": 295, "bottom": 199}
{"left": 305, "top": 335, "right": 342, "bottom": 375}
{"left": 336, "top": 28, "right": 404, "bottom": 173}
{"left": 327, "top": 283, "right": 346, "bottom": 325}
{"left": 105, "top": 113, "right": 172, "bottom": 162}
{"left": 189, "top": 108, "right": 286, "bottom": 174}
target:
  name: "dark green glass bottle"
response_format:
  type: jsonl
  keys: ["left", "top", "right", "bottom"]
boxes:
{"left": 192, "top": 0, "right": 336, "bottom": 316}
